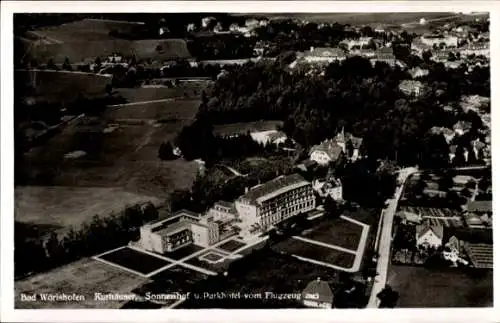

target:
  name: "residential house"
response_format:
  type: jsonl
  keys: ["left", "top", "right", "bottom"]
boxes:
{"left": 399, "top": 80, "right": 425, "bottom": 97}
{"left": 309, "top": 140, "right": 344, "bottom": 165}
{"left": 453, "top": 121, "right": 472, "bottom": 136}
{"left": 445, "top": 60, "right": 463, "bottom": 69}
{"left": 303, "top": 47, "right": 347, "bottom": 64}
{"left": 464, "top": 200, "right": 492, "bottom": 228}
{"left": 350, "top": 48, "right": 376, "bottom": 58}
{"left": 459, "top": 42, "right": 489, "bottom": 58}
{"left": 302, "top": 278, "right": 334, "bottom": 309}
{"left": 340, "top": 37, "right": 373, "bottom": 50}
{"left": 335, "top": 128, "right": 363, "bottom": 160}
{"left": 471, "top": 138, "right": 486, "bottom": 160}
{"left": 202, "top": 16, "right": 216, "bottom": 29}
{"left": 409, "top": 67, "right": 429, "bottom": 79}
{"left": 396, "top": 210, "right": 422, "bottom": 224}
{"left": 430, "top": 127, "right": 455, "bottom": 144}
{"left": 370, "top": 47, "right": 396, "bottom": 67}
{"left": 416, "top": 225, "right": 444, "bottom": 249}
{"left": 250, "top": 130, "right": 288, "bottom": 146}
{"left": 420, "top": 34, "right": 458, "bottom": 48}
{"left": 449, "top": 145, "right": 457, "bottom": 163}
{"left": 411, "top": 38, "right": 432, "bottom": 54}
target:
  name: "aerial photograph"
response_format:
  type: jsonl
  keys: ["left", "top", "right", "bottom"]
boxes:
{"left": 13, "top": 11, "right": 491, "bottom": 309}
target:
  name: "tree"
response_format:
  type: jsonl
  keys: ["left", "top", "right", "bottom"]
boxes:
{"left": 46, "top": 59, "right": 58, "bottom": 70}
{"left": 324, "top": 195, "right": 339, "bottom": 217}
{"left": 158, "top": 141, "right": 174, "bottom": 160}
{"left": 62, "top": 57, "right": 73, "bottom": 71}
{"left": 422, "top": 50, "right": 432, "bottom": 63}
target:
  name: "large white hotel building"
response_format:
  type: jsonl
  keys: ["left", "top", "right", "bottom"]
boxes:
{"left": 235, "top": 173, "right": 316, "bottom": 236}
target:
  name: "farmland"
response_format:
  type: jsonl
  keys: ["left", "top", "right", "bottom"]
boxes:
{"left": 115, "top": 86, "right": 205, "bottom": 102}
{"left": 235, "top": 12, "right": 460, "bottom": 25}
{"left": 21, "top": 19, "right": 192, "bottom": 64}
{"left": 106, "top": 99, "right": 200, "bottom": 123}
{"left": 15, "top": 258, "right": 149, "bottom": 309}
{"left": 14, "top": 186, "right": 162, "bottom": 236}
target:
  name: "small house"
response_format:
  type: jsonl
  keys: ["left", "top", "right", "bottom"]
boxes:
{"left": 302, "top": 278, "right": 334, "bottom": 309}
{"left": 416, "top": 225, "right": 443, "bottom": 249}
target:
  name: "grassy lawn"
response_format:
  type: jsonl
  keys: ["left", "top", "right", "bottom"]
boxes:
{"left": 388, "top": 265, "right": 493, "bottom": 307}
{"left": 273, "top": 238, "right": 356, "bottom": 269}
{"left": 185, "top": 254, "right": 235, "bottom": 273}
{"left": 202, "top": 252, "right": 226, "bottom": 262}
{"left": 217, "top": 239, "right": 246, "bottom": 252}
{"left": 163, "top": 244, "right": 204, "bottom": 260}
{"left": 15, "top": 186, "right": 162, "bottom": 237}
{"left": 302, "top": 217, "right": 362, "bottom": 250}
{"left": 213, "top": 120, "right": 283, "bottom": 137}
{"left": 179, "top": 248, "right": 340, "bottom": 309}
{"left": 15, "top": 258, "right": 149, "bottom": 309}
{"left": 98, "top": 247, "right": 171, "bottom": 274}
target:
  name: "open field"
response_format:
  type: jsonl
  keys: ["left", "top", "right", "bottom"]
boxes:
{"left": 22, "top": 111, "right": 199, "bottom": 197}
{"left": 235, "top": 12, "right": 459, "bottom": 25}
{"left": 26, "top": 19, "right": 145, "bottom": 42}
{"left": 15, "top": 186, "right": 162, "bottom": 236}
{"left": 15, "top": 69, "right": 112, "bottom": 104}
{"left": 217, "top": 239, "right": 246, "bottom": 252}
{"left": 302, "top": 217, "right": 362, "bottom": 250}
{"left": 106, "top": 99, "right": 200, "bottom": 122}
{"left": 15, "top": 258, "right": 148, "bottom": 309}
{"left": 98, "top": 247, "right": 171, "bottom": 275}
{"left": 20, "top": 21, "right": 192, "bottom": 64}
{"left": 115, "top": 87, "right": 204, "bottom": 102}
{"left": 388, "top": 265, "right": 493, "bottom": 307}
{"left": 273, "top": 238, "right": 356, "bottom": 269}
{"left": 213, "top": 120, "right": 284, "bottom": 137}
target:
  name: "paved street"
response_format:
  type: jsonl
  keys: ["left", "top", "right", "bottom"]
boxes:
{"left": 367, "top": 167, "right": 418, "bottom": 308}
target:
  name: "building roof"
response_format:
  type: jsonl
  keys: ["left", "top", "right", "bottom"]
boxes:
{"left": 239, "top": 173, "right": 310, "bottom": 205}
{"left": 306, "top": 47, "right": 346, "bottom": 58}
{"left": 302, "top": 279, "right": 334, "bottom": 304}
{"left": 399, "top": 80, "right": 423, "bottom": 91}
{"left": 416, "top": 225, "right": 444, "bottom": 240}
{"left": 214, "top": 200, "right": 235, "bottom": 209}
{"left": 467, "top": 200, "right": 492, "bottom": 213}
{"left": 152, "top": 219, "right": 191, "bottom": 236}
{"left": 310, "top": 139, "right": 343, "bottom": 161}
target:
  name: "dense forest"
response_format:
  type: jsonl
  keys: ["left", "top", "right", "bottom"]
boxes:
{"left": 177, "top": 56, "right": 489, "bottom": 168}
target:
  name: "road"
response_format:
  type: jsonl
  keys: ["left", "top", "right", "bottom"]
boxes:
{"left": 367, "top": 167, "right": 419, "bottom": 308}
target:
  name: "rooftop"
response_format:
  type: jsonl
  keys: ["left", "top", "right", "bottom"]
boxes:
{"left": 416, "top": 225, "right": 444, "bottom": 240}
{"left": 239, "top": 173, "right": 310, "bottom": 205}
{"left": 467, "top": 200, "right": 492, "bottom": 213}
{"left": 302, "top": 279, "right": 334, "bottom": 303}
{"left": 310, "top": 139, "right": 343, "bottom": 161}
{"left": 306, "top": 47, "right": 346, "bottom": 58}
